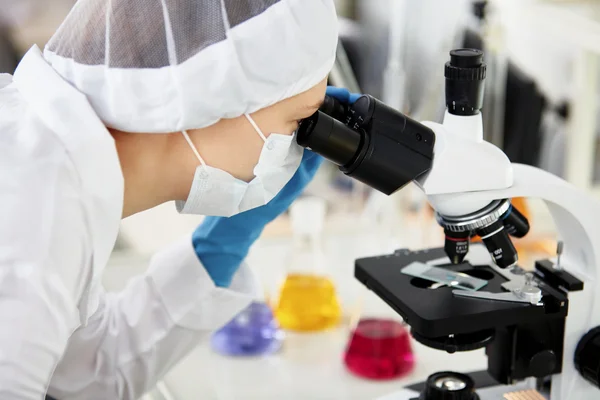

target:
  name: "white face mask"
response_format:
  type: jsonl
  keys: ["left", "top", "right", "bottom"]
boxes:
{"left": 176, "top": 114, "right": 304, "bottom": 217}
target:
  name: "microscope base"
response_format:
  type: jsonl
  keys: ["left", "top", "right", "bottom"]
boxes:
{"left": 376, "top": 370, "right": 546, "bottom": 400}
{"left": 377, "top": 381, "right": 545, "bottom": 400}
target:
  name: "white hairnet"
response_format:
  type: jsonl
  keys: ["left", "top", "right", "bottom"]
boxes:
{"left": 44, "top": 0, "right": 338, "bottom": 133}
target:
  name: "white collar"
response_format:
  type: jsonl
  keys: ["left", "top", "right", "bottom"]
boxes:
{"left": 13, "top": 45, "right": 124, "bottom": 290}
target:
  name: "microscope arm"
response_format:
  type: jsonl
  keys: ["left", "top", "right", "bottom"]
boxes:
{"left": 420, "top": 138, "right": 600, "bottom": 400}
{"left": 415, "top": 111, "right": 514, "bottom": 216}
{"left": 405, "top": 101, "right": 600, "bottom": 399}
{"left": 414, "top": 110, "right": 599, "bottom": 286}
{"left": 470, "top": 166, "right": 598, "bottom": 400}
{"left": 298, "top": 48, "right": 600, "bottom": 399}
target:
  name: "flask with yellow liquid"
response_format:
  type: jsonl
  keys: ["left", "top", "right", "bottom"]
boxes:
{"left": 274, "top": 197, "right": 342, "bottom": 332}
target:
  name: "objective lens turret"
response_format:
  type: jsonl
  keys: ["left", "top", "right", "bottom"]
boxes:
{"left": 437, "top": 200, "right": 526, "bottom": 269}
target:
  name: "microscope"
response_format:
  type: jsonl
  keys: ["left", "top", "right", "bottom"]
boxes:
{"left": 297, "top": 49, "right": 600, "bottom": 400}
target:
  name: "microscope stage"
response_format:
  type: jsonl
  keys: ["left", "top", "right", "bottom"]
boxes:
{"left": 355, "top": 246, "right": 568, "bottom": 339}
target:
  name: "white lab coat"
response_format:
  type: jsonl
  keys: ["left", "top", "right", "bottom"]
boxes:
{"left": 0, "top": 46, "right": 257, "bottom": 399}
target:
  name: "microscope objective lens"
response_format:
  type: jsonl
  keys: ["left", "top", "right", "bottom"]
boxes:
{"left": 502, "top": 204, "right": 530, "bottom": 238}
{"left": 478, "top": 220, "right": 518, "bottom": 268}
{"left": 444, "top": 229, "right": 470, "bottom": 264}
{"left": 438, "top": 201, "right": 520, "bottom": 269}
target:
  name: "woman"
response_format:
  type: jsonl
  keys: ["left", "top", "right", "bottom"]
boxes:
{"left": 0, "top": 0, "right": 342, "bottom": 398}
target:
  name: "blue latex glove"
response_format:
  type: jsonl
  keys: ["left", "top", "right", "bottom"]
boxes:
{"left": 325, "top": 86, "right": 361, "bottom": 104}
{"left": 193, "top": 149, "right": 324, "bottom": 288}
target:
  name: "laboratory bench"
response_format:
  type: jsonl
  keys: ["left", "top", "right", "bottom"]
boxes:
{"left": 108, "top": 245, "right": 486, "bottom": 400}
{"left": 108, "top": 200, "right": 555, "bottom": 400}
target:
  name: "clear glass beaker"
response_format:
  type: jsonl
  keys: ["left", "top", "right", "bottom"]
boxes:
{"left": 343, "top": 193, "right": 416, "bottom": 380}
{"left": 274, "top": 197, "right": 342, "bottom": 332}
{"left": 344, "top": 317, "right": 414, "bottom": 380}
{"left": 211, "top": 301, "right": 284, "bottom": 356}
{"left": 343, "top": 288, "right": 415, "bottom": 380}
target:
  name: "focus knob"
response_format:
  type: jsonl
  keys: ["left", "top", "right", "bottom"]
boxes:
{"left": 421, "top": 372, "right": 479, "bottom": 400}
{"left": 575, "top": 327, "right": 600, "bottom": 388}
{"left": 528, "top": 350, "right": 557, "bottom": 378}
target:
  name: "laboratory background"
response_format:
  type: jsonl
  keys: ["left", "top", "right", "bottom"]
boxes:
{"left": 1, "top": 0, "right": 599, "bottom": 399}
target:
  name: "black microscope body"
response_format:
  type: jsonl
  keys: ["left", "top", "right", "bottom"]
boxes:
{"left": 297, "top": 49, "right": 593, "bottom": 399}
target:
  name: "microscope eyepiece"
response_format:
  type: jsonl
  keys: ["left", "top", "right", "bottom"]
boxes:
{"left": 317, "top": 95, "right": 347, "bottom": 122}
{"left": 445, "top": 49, "right": 486, "bottom": 116}
{"left": 296, "top": 111, "right": 362, "bottom": 167}
{"left": 297, "top": 95, "right": 435, "bottom": 195}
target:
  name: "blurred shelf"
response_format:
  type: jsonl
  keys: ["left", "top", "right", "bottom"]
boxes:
{"left": 495, "top": 0, "right": 600, "bottom": 53}
{"left": 493, "top": 0, "right": 600, "bottom": 192}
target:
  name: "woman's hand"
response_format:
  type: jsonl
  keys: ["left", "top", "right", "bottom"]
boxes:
{"left": 193, "top": 149, "right": 323, "bottom": 288}
{"left": 325, "top": 86, "right": 361, "bottom": 104}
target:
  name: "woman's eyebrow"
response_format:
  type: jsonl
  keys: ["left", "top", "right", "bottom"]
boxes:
{"left": 291, "top": 98, "right": 324, "bottom": 119}
{"left": 302, "top": 99, "right": 324, "bottom": 113}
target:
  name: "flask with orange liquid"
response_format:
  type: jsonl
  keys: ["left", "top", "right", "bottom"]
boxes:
{"left": 274, "top": 197, "right": 342, "bottom": 332}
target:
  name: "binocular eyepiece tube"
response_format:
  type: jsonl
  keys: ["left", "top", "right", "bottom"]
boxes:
{"left": 296, "top": 111, "right": 362, "bottom": 167}
{"left": 298, "top": 49, "right": 527, "bottom": 268}
{"left": 296, "top": 95, "right": 435, "bottom": 196}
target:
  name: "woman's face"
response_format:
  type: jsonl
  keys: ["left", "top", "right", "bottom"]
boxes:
{"left": 187, "top": 78, "right": 328, "bottom": 182}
